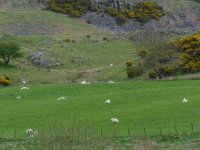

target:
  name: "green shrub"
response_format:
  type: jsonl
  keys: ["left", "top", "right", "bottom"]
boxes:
{"left": 127, "top": 66, "right": 143, "bottom": 78}
{"left": 149, "top": 71, "right": 157, "bottom": 79}
{"left": 126, "top": 61, "right": 133, "bottom": 67}
{"left": 86, "top": 35, "right": 91, "bottom": 38}
{"left": 163, "top": 66, "right": 173, "bottom": 76}
{"left": 129, "top": 1, "right": 164, "bottom": 23}
{"left": 105, "top": 7, "right": 126, "bottom": 25}
{"left": 115, "top": 13, "right": 126, "bottom": 26}
{"left": 49, "top": 0, "right": 91, "bottom": 17}
{"left": 103, "top": 37, "right": 107, "bottom": 41}
{"left": 148, "top": 65, "right": 174, "bottom": 79}
{"left": 87, "top": 19, "right": 91, "bottom": 24}
{"left": 64, "top": 39, "right": 71, "bottom": 42}
{"left": 69, "top": 10, "right": 83, "bottom": 18}
{"left": 138, "top": 50, "right": 147, "bottom": 58}
{"left": 0, "top": 41, "right": 22, "bottom": 65}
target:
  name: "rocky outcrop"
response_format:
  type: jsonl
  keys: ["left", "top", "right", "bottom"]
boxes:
{"left": 27, "top": 52, "right": 61, "bottom": 69}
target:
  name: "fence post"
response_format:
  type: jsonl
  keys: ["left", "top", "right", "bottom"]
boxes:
{"left": 159, "top": 127, "right": 162, "bottom": 135}
{"left": 191, "top": 124, "right": 194, "bottom": 132}
{"left": 144, "top": 127, "right": 146, "bottom": 135}
{"left": 128, "top": 128, "right": 130, "bottom": 136}
{"left": 174, "top": 125, "right": 177, "bottom": 134}
{"left": 100, "top": 128, "right": 103, "bottom": 136}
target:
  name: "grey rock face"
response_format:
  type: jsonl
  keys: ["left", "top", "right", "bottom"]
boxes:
{"left": 82, "top": 10, "right": 199, "bottom": 34}
{"left": 27, "top": 52, "right": 60, "bottom": 69}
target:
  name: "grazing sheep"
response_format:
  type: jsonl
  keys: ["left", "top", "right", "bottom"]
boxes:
{"left": 22, "top": 80, "right": 27, "bottom": 85}
{"left": 108, "top": 80, "right": 115, "bottom": 84}
{"left": 111, "top": 118, "right": 119, "bottom": 124}
{"left": 21, "top": 87, "right": 29, "bottom": 90}
{"left": 20, "top": 79, "right": 29, "bottom": 84}
{"left": 57, "top": 97, "right": 66, "bottom": 101}
{"left": 81, "top": 81, "right": 87, "bottom": 84}
{"left": 26, "top": 129, "right": 33, "bottom": 138}
{"left": 109, "top": 64, "right": 114, "bottom": 67}
{"left": 16, "top": 96, "right": 21, "bottom": 100}
{"left": 104, "top": 99, "right": 111, "bottom": 104}
{"left": 81, "top": 81, "right": 91, "bottom": 84}
{"left": 182, "top": 98, "right": 188, "bottom": 103}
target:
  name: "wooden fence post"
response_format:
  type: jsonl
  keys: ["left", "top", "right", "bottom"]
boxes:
{"left": 191, "top": 124, "right": 194, "bottom": 132}
{"left": 128, "top": 128, "right": 130, "bottom": 136}
{"left": 101, "top": 128, "right": 103, "bottom": 136}
{"left": 144, "top": 127, "right": 146, "bottom": 135}
{"left": 174, "top": 125, "right": 177, "bottom": 134}
{"left": 159, "top": 127, "right": 162, "bottom": 135}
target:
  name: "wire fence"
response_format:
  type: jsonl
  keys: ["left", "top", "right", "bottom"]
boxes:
{"left": 2, "top": 123, "right": 200, "bottom": 140}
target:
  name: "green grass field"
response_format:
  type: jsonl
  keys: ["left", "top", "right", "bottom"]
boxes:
{"left": 0, "top": 80, "right": 199, "bottom": 138}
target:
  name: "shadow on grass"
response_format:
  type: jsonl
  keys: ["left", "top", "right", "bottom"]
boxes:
{"left": 0, "top": 62, "right": 16, "bottom": 69}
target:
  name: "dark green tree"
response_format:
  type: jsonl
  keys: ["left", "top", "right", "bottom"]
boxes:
{"left": 0, "top": 41, "right": 22, "bottom": 65}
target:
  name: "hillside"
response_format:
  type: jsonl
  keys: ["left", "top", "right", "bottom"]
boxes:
{"left": 0, "top": 9, "right": 137, "bottom": 84}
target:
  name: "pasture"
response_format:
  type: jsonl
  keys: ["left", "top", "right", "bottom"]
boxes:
{"left": 0, "top": 80, "right": 200, "bottom": 138}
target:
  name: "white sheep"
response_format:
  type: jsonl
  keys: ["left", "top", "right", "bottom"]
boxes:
{"left": 104, "top": 99, "right": 111, "bottom": 104}
{"left": 109, "top": 64, "right": 114, "bottom": 67}
{"left": 182, "top": 98, "right": 188, "bottom": 103}
{"left": 26, "top": 129, "right": 33, "bottom": 138}
{"left": 57, "top": 97, "right": 66, "bottom": 101}
{"left": 108, "top": 80, "right": 115, "bottom": 84}
{"left": 22, "top": 80, "right": 27, "bottom": 85}
{"left": 16, "top": 96, "right": 21, "bottom": 100}
{"left": 21, "top": 87, "right": 29, "bottom": 90}
{"left": 81, "top": 81, "right": 87, "bottom": 84}
{"left": 111, "top": 118, "right": 119, "bottom": 124}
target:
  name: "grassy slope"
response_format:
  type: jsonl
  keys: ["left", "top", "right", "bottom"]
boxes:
{"left": 0, "top": 10, "right": 137, "bottom": 84}
{"left": 0, "top": 80, "right": 199, "bottom": 137}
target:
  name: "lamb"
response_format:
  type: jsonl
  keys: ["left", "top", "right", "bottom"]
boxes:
{"left": 21, "top": 87, "right": 29, "bottom": 90}
{"left": 111, "top": 118, "right": 119, "bottom": 124}
{"left": 26, "top": 129, "right": 33, "bottom": 138}
{"left": 104, "top": 99, "right": 111, "bottom": 104}
{"left": 57, "top": 97, "right": 66, "bottom": 100}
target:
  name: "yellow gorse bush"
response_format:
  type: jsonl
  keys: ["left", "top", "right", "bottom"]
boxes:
{"left": 0, "top": 77, "right": 11, "bottom": 86}
{"left": 174, "top": 31, "right": 200, "bottom": 71}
